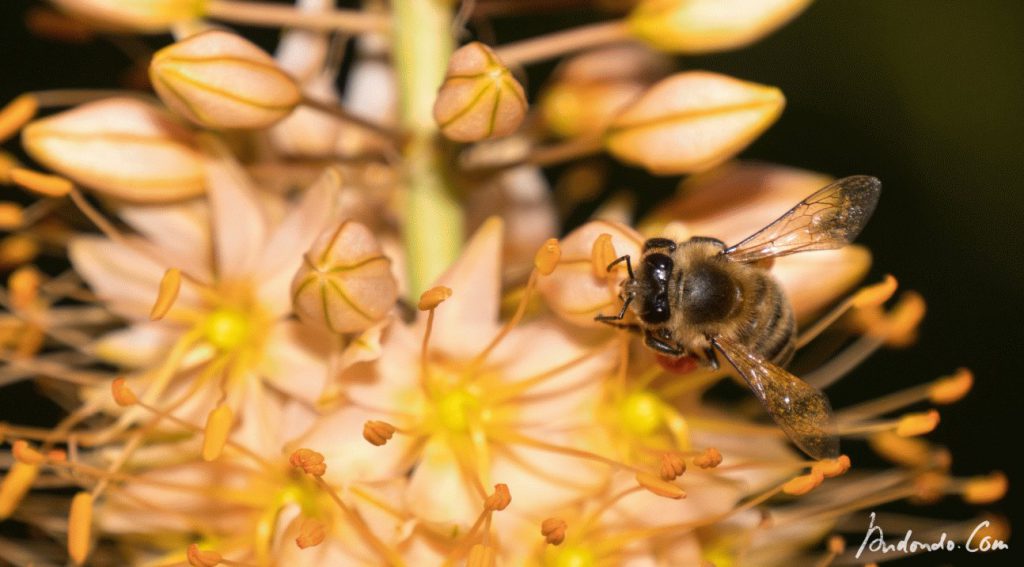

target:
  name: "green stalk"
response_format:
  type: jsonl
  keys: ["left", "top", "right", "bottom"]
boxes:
{"left": 392, "top": 0, "right": 462, "bottom": 299}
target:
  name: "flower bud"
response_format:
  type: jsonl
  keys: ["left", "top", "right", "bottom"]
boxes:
{"left": 628, "top": 0, "right": 813, "bottom": 54}
{"left": 433, "top": 42, "right": 527, "bottom": 142}
{"left": 291, "top": 221, "right": 398, "bottom": 334}
{"left": 22, "top": 97, "right": 204, "bottom": 202}
{"left": 606, "top": 71, "right": 784, "bottom": 174}
{"left": 536, "top": 220, "right": 643, "bottom": 328}
{"left": 151, "top": 30, "right": 302, "bottom": 129}
{"left": 50, "top": 0, "right": 204, "bottom": 33}
{"left": 540, "top": 45, "right": 670, "bottom": 138}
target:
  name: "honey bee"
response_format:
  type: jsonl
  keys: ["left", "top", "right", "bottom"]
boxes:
{"left": 596, "top": 176, "right": 882, "bottom": 459}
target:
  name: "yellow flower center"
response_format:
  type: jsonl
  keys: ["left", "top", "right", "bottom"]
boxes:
{"left": 436, "top": 388, "right": 483, "bottom": 433}
{"left": 552, "top": 546, "right": 596, "bottom": 567}
{"left": 620, "top": 390, "right": 664, "bottom": 436}
{"left": 203, "top": 308, "right": 251, "bottom": 351}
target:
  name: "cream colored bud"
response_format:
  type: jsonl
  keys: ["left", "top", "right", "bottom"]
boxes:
{"left": 433, "top": 42, "right": 527, "bottom": 142}
{"left": 50, "top": 0, "right": 205, "bottom": 33}
{"left": 606, "top": 71, "right": 785, "bottom": 174}
{"left": 22, "top": 97, "right": 204, "bottom": 202}
{"left": 629, "top": 0, "right": 813, "bottom": 54}
{"left": 536, "top": 220, "right": 644, "bottom": 328}
{"left": 541, "top": 45, "right": 670, "bottom": 138}
{"left": 292, "top": 221, "right": 397, "bottom": 334}
{"left": 151, "top": 30, "right": 302, "bottom": 129}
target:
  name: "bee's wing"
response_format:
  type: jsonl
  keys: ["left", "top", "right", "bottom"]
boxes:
{"left": 723, "top": 176, "right": 881, "bottom": 263}
{"left": 713, "top": 337, "right": 839, "bottom": 459}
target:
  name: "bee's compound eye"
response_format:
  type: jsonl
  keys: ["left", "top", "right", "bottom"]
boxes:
{"left": 643, "top": 238, "right": 677, "bottom": 252}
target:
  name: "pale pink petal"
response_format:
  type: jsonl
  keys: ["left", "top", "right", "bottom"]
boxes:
{"left": 254, "top": 168, "right": 341, "bottom": 316}
{"left": 405, "top": 437, "right": 480, "bottom": 529}
{"left": 300, "top": 405, "right": 414, "bottom": 484}
{"left": 202, "top": 139, "right": 270, "bottom": 278}
{"left": 91, "top": 322, "right": 182, "bottom": 368}
{"left": 773, "top": 246, "right": 870, "bottom": 321}
{"left": 607, "top": 469, "right": 740, "bottom": 527}
{"left": 117, "top": 201, "right": 213, "bottom": 280}
{"left": 259, "top": 320, "right": 333, "bottom": 406}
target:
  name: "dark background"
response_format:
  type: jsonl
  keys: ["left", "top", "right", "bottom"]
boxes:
{"left": 1, "top": 1, "right": 1021, "bottom": 566}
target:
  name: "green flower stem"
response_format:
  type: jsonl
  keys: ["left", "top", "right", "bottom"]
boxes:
{"left": 392, "top": 0, "right": 462, "bottom": 299}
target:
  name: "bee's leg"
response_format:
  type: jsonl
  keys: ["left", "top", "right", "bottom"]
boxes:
{"left": 644, "top": 330, "right": 685, "bottom": 356}
{"left": 607, "top": 255, "right": 635, "bottom": 279}
{"left": 595, "top": 293, "right": 635, "bottom": 323}
{"left": 704, "top": 346, "right": 720, "bottom": 370}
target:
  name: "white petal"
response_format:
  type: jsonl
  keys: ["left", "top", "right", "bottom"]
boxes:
{"left": 202, "top": 138, "right": 270, "bottom": 278}
{"left": 117, "top": 201, "right": 213, "bottom": 280}
{"left": 91, "top": 323, "right": 181, "bottom": 368}
{"left": 301, "top": 405, "right": 415, "bottom": 484}
{"left": 405, "top": 437, "right": 480, "bottom": 529}
{"left": 259, "top": 321, "right": 332, "bottom": 406}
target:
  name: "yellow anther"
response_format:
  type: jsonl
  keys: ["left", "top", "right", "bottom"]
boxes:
{"left": 0, "top": 94, "right": 38, "bottom": 143}
{"left": 187, "top": 543, "right": 222, "bottom": 567}
{"left": 485, "top": 483, "right": 512, "bottom": 511}
{"left": 534, "top": 238, "right": 561, "bottom": 276}
{"left": 659, "top": 452, "right": 687, "bottom": 481}
{"left": 852, "top": 274, "right": 898, "bottom": 308}
{"left": 111, "top": 377, "right": 139, "bottom": 407}
{"left": 295, "top": 517, "right": 327, "bottom": 549}
{"left": 363, "top": 420, "right": 396, "bottom": 446}
{"left": 693, "top": 447, "right": 723, "bottom": 469}
{"left": 827, "top": 535, "right": 846, "bottom": 554}
{"left": 591, "top": 233, "right": 617, "bottom": 278}
{"left": 541, "top": 517, "right": 568, "bottom": 546}
{"left": 8, "top": 266, "right": 42, "bottom": 311}
{"left": 912, "top": 471, "right": 950, "bottom": 503}
{"left": 883, "top": 292, "right": 927, "bottom": 347}
{"left": 812, "top": 455, "right": 851, "bottom": 479}
{"left": 0, "top": 461, "right": 39, "bottom": 519}
{"left": 0, "top": 202, "right": 24, "bottom": 229}
{"left": 290, "top": 448, "right": 327, "bottom": 477}
{"left": 150, "top": 267, "right": 182, "bottom": 321}
{"left": 896, "top": 409, "right": 940, "bottom": 437}
{"left": 201, "top": 404, "right": 233, "bottom": 461}
{"left": 68, "top": 492, "right": 93, "bottom": 565}
{"left": 12, "top": 440, "right": 45, "bottom": 465}
{"left": 635, "top": 471, "right": 686, "bottom": 499}
{"left": 418, "top": 285, "right": 453, "bottom": 311}
{"left": 962, "top": 471, "right": 1007, "bottom": 504}
{"left": 929, "top": 368, "right": 973, "bottom": 405}
{"left": 782, "top": 471, "right": 824, "bottom": 496}
{"left": 0, "top": 235, "right": 39, "bottom": 266}
{"left": 9, "top": 167, "right": 73, "bottom": 197}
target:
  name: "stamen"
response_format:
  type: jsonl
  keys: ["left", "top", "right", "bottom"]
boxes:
{"left": 484, "top": 483, "right": 511, "bottom": 511}
{"left": 9, "top": 167, "right": 73, "bottom": 197}
{"left": 150, "top": 268, "right": 182, "bottom": 321}
{"left": 67, "top": 491, "right": 93, "bottom": 565}
{"left": 469, "top": 269, "right": 541, "bottom": 370}
{"left": 187, "top": 544, "right": 223, "bottom": 567}
{"left": 811, "top": 455, "right": 851, "bottom": 479}
{"left": 839, "top": 369, "right": 971, "bottom": 421}
{"left": 289, "top": 448, "right": 327, "bottom": 478}
{"left": 111, "top": 377, "right": 139, "bottom": 407}
{"left": 418, "top": 285, "right": 452, "bottom": 383}
{"left": 534, "top": 238, "right": 561, "bottom": 275}
{"left": 363, "top": 420, "right": 397, "bottom": 446}
{"left": 8, "top": 266, "right": 42, "bottom": 312}
{"left": 659, "top": 452, "right": 687, "bottom": 481}
{"left": 896, "top": 410, "right": 940, "bottom": 437}
{"left": 491, "top": 429, "right": 642, "bottom": 473}
{"left": 467, "top": 543, "right": 497, "bottom": 567}
{"left": 0, "top": 94, "right": 38, "bottom": 143}
{"left": 959, "top": 471, "right": 1008, "bottom": 504}
{"left": 493, "top": 21, "right": 631, "bottom": 67}
{"left": 12, "top": 440, "right": 45, "bottom": 465}
{"left": 929, "top": 368, "right": 973, "bottom": 404}
{"left": 202, "top": 403, "right": 234, "bottom": 461}
{"left": 295, "top": 517, "right": 327, "bottom": 549}
{"left": 0, "top": 202, "right": 24, "bottom": 229}
{"left": 0, "top": 461, "right": 39, "bottom": 519}
{"left": 796, "top": 275, "right": 897, "bottom": 348}
{"left": 635, "top": 471, "right": 686, "bottom": 499}
{"left": 868, "top": 431, "right": 948, "bottom": 469}
{"left": 541, "top": 517, "right": 568, "bottom": 545}
{"left": 783, "top": 471, "right": 824, "bottom": 496}
{"left": 693, "top": 447, "right": 723, "bottom": 469}
{"left": 591, "top": 233, "right": 617, "bottom": 278}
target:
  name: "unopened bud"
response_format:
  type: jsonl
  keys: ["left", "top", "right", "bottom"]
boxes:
{"left": 67, "top": 492, "right": 93, "bottom": 565}
{"left": 628, "top": 0, "right": 813, "bottom": 54}
{"left": 659, "top": 452, "right": 687, "bottom": 481}
{"left": 295, "top": 517, "right": 327, "bottom": 549}
{"left": 636, "top": 471, "right": 686, "bottom": 499}
{"left": 201, "top": 404, "right": 233, "bottom": 461}
{"left": 151, "top": 30, "right": 302, "bottom": 129}
{"left": 534, "top": 238, "right": 561, "bottom": 276}
{"left": 22, "top": 98, "right": 204, "bottom": 202}
{"left": 362, "top": 420, "right": 396, "bottom": 446}
{"left": 186, "top": 543, "right": 222, "bottom": 567}
{"left": 434, "top": 42, "right": 527, "bottom": 142}
{"left": 111, "top": 377, "right": 139, "bottom": 407}
{"left": 606, "top": 71, "right": 784, "bottom": 174}
{"left": 485, "top": 483, "right": 511, "bottom": 511}
{"left": 541, "top": 517, "right": 568, "bottom": 545}
{"left": 292, "top": 221, "right": 397, "bottom": 334}
{"left": 418, "top": 286, "right": 453, "bottom": 311}
{"left": 693, "top": 447, "right": 722, "bottom": 469}
{"left": 290, "top": 448, "right": 326, "bottom": 477}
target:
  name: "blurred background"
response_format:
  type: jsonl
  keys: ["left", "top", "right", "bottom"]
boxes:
{"left": 1, "top": 1, "right": 1021, "bottom": 565}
